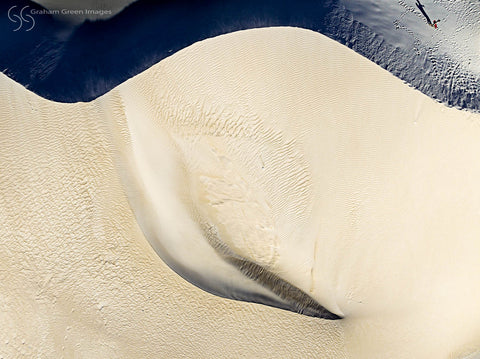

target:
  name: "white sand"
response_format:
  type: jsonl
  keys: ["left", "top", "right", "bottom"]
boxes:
{"left": 1, "top": 26, "right": 480, "bottom": 358}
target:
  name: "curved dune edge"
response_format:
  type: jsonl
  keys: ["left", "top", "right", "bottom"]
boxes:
{"left": 1, "top": 26, "right": 480, "bottom": 358}
{"left": 0, "top": 27, "right": 346, "bottom": 359}
{"left": 109, "top": 26, "right": 480, "bottom": 358}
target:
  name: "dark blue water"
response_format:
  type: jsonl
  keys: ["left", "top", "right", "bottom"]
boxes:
{"left": 1, "top": 0, "right": 479, "bottom": 111}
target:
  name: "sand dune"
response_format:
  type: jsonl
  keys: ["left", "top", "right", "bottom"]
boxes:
{"left": 7, "top": 0, "right": 479, "bottom": 111}
{"left": 1, "top": 26, "right": 480, "bottom": 358}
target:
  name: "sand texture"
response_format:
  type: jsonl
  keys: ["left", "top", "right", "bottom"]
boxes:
{"left": 1, "top": 27, "right": 480, "bottom": 358}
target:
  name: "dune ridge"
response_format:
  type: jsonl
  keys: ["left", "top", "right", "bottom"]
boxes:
{"left": 1, "top": 26, "right": 480, "bottom": 358}
{"left": 3, "top": 0, "right": 479, "bottom": 112}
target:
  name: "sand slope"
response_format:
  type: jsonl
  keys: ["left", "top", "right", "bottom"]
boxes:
{"left": 1, "top": 27, "right": 480, "bottom": 358}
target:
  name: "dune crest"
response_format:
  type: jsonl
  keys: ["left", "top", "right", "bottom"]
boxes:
{"left": 106, "top": 26, "right": 480, "bottom": 357}
{"left": 2, "top": 26, "right": 480, "bottom": 357}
